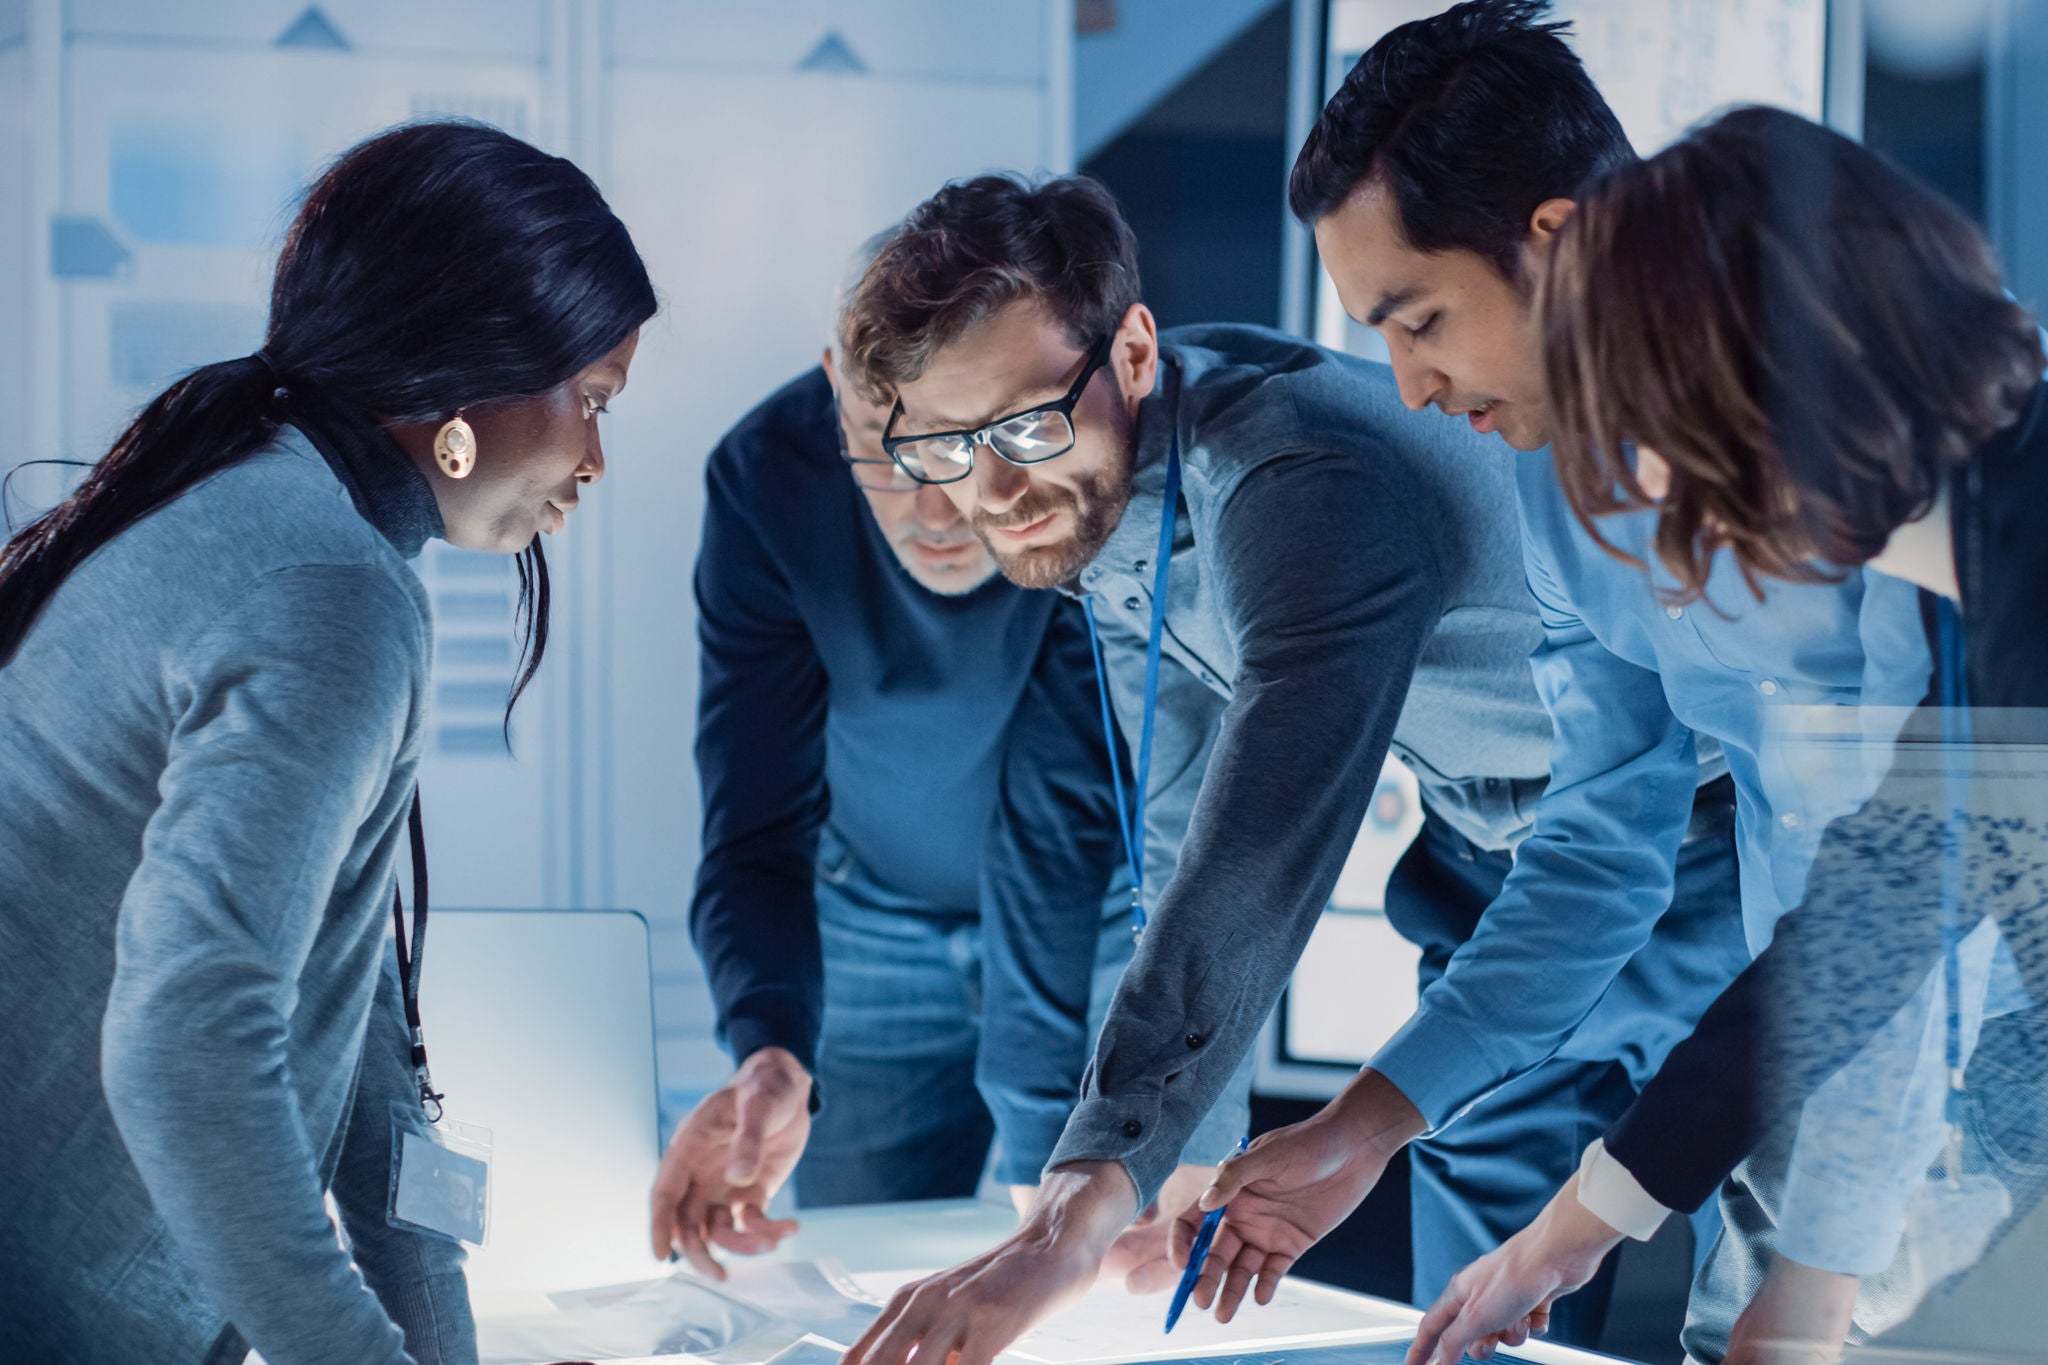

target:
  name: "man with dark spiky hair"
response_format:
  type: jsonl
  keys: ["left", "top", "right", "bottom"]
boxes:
{"left": 1205, "top": 6, "right": 1936, "bottom": 1365}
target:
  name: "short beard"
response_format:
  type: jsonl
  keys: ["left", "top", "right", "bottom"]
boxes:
{"left": 972, "top": 411, "right": 1137, "bottom": 591}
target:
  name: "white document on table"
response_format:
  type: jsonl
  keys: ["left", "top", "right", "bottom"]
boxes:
{"left": 475, "top": 1256, "right": 1416, "bottom": 1365}
{"left": 836, "top": 1266, "right": 1416, "bottom": 1365}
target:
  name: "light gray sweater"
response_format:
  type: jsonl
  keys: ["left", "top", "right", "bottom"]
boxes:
{"left": 0, "top": 426, "right": 473, "bottom": 1364}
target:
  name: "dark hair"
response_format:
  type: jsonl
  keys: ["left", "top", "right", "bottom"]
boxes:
{"left": 841, "top": 173, "right": 1140, "bottom": 402}
{"left": 1542, "top": 105, "right": 2044, "bottom": 601}
{"left": 1289, "top": 0, "right": 1633, "bottom": 279}
{"left": 0, "top": 119, "right": 656, "bottom": 721}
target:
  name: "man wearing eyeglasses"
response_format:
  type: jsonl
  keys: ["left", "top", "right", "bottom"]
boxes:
{"left": 650, "top": 238, "right": 1249, "bottom": 1281}
{"left": 833, "top": 173, "right": 1745, "bottom": 1365}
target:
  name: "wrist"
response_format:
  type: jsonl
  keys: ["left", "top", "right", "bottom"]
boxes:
{"left": 1548, "top": 1178, "right": 1628, "bottom": 1256}
{"left": 1034, "top": 1160, "right": 1141, "bottom": 1258}
{"left": 1332, "top": 1069, "right": 1429, "bottom": 1157}
{"left": 736, "top": 1045, "right": 812, "bottom": 1093}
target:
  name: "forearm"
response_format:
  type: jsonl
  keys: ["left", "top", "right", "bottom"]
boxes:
{"left": 693, "top": 473, "right": 832, "bottom": 1071}
{"left": 1607, "top": 791, "right": 1965, "bottom": 1212}
{"left": 1377, "top": 518, "right": 1702, "bottom": 1130}
{"left": 103, "top": 962, "right": 412, "bottom": 1365}
{"left": 1371, "top": 726, "right": 1700, "bottom": 1128}
{"left": 691, "top": 867, "right": 826, "bottom": 1071}
{"left": 1777, "top": 915, "right": 2003, "bottom": 1274}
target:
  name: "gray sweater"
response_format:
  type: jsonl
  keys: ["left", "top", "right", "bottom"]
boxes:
{"left": 0, "top": 426, "right": 472, "bottom": 1364}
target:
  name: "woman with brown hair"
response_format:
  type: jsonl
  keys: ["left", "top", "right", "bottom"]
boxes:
{"left": 1410, "top": 105, "right": 2047, "bottom": 1365}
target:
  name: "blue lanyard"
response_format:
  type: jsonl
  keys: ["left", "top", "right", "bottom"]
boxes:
{"left": 1083, "top": 440, "right": 1182, "bottom": 939}
{"left": 1936, "top": 596, "right": 1970, "bottom": 1160}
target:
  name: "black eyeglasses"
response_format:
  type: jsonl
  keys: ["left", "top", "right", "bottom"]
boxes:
{"left": 881, "top": 333, "right": 1114, "bottom": 486}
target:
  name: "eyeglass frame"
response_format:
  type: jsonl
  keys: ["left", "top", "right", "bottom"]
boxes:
{"left": 879, "top": 331, "right": 1116, "bottom": 486}
{"left": 832, "top": 392, "right": 920, "bottom": 492}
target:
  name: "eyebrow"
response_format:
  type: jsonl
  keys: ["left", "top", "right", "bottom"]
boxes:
{"left": 910, "top": 375, "right": 1072, "bottom": 435}
{"left": 1365, "top": 287, "right": 1422, "bottom": 329}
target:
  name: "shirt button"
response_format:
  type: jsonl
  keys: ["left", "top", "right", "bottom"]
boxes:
{"left": 1185, "top": 1032, "right": 1205, "bottom": 1049}
{"left": 1121, "top": 1119, "right": 1143, "bottom": 1139}
{"left": 1134, "top": 559, "right": 1149, "bottom": 572}
{"left": 1781, "top": 812, "right": 1802, "bottom": 830}
{"left": 1123, "top": 596, "right": 1141, "bottom": 611}
{"left": 1666, "top": 605, "right": 1684, "bottom": 620}
{"left": 1758, "top": 679, "right": 1780, "bottom": 696}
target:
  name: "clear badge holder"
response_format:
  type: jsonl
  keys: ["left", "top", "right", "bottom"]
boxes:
{"left": 386, "top": 1100, "right": 494, "bottom": 1247}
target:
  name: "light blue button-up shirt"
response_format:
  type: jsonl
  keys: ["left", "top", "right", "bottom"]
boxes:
{"left": 1371, "top": 455, "right": 1934, "bottom": 1156}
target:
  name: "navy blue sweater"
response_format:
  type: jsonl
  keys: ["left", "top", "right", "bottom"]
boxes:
{"left": 688, "top": 368, "right": 1122, "bottom": 1171}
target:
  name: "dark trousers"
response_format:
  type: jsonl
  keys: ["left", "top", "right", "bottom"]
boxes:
{"left": 1389, "top": 785, "right": 1743, "bottom": 1348}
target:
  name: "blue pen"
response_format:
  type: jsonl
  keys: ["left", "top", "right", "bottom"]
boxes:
{"left": 1164, "top": 1136, "right": 1250, "bottom": 1334}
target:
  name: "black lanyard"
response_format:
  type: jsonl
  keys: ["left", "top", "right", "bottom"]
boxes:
{"left": 391, "top": 786, "right": 444, "bottom": 1122}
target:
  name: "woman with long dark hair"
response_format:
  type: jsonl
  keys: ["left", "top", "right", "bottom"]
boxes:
{"left": 1410, "top": 106, "right": 2046, "bottom": 1365}
{"left": 0, "top": 120, "right": 653, "bottom": 1364}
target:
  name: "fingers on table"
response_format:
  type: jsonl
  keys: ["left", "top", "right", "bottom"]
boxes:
{"left": 672, "top": 1189, "right": 727, "bottom": 1280}
{"left": 847, "top": 1283, "right": 955, "bottom": 1365}
{"left": 1253, "top": 1252, "right": 1295, "bottom": 1306}
{"left": 1214, "top": 1245, "right": 1268, "bottom": 1322}
{"left": 1406, "top": 1281, "right": 1468, "bottom": 1365}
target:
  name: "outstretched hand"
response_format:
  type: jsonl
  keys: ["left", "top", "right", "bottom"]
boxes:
{"left": 1170, "top": 1071, "right": 1426, "bottom": 1324}
{"left": 839, "top": 1161, "right": 1137, "bottom": 1365}
{"left": 1406, "top": 1179, "right": 1626, "bottom": 1365}
{"left": 648, "top": 1045, "right": 811, "bottom": 1279}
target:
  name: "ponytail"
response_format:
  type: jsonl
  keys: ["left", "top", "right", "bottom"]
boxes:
{"left": 0, "top": 354, "right": 284, "bottom": 663}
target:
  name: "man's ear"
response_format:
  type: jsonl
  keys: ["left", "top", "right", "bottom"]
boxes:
{"left": 821, "top": 347, "right": 840, "bottom": 397}
{"left": 1527, "top": 197, "right": 1577, "bottom": 247}
{"left": 1114, "top": 302, "right": 1160, "bottom": 408}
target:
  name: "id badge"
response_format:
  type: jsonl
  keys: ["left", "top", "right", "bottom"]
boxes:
{"left": 387, "top": 1101, "right": 493, "bottom": 1246}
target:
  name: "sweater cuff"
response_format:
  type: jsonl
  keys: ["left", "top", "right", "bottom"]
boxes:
{"left": 720, "top": 990, "right": 820, "bottom": 1081}
{"left": 1577, "top": 1138, "right": 1671, "bottom": 1242}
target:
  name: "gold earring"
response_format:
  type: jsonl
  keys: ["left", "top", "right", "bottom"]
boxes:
{"left": 433, "top": 413, "right": 477, "bottom": 480}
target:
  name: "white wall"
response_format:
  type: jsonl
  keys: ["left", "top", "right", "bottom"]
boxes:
{"left": 593, "top": 0, "right": 1073, "bottom": 1109}
{"left": 0, "top": 4, "right": 27, "bottom": 504}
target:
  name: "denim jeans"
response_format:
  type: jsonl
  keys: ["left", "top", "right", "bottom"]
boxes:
{"left": 1394, "top": 792, "right": 1743, "bottom": 1349}
{"left": 794, "top": 829, "right": 1253, "bottom": 1207}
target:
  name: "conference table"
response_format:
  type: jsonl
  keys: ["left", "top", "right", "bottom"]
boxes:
{"left": 476, "top": 1196, "right": 1641, "bottom": 1365}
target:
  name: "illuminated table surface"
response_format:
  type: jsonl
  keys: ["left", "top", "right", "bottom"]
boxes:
{"left": 481, "top": 1197, "right": 1641, "bottom": 1365}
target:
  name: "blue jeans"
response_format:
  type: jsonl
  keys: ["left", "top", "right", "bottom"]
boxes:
{"left": 1392, "top": 790, "right": 1743, "bottom": 1348}
{"left": 795, "top": 829, "right": 1253, "bottom": 1207}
